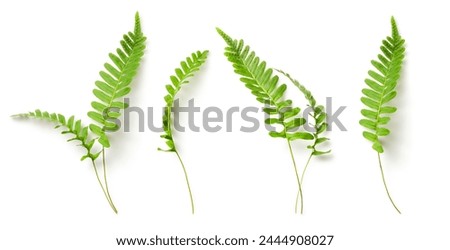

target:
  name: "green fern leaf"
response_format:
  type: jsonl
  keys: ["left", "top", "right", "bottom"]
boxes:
{"left": 159, "top": 50, "right": 209, "bottom": 152}
{"left": 158, "top": 50, "right": 209, "bottom": 214}
{"left": 12, "top": 110, "right": 99, "bottom": 161}
{"left": 360, "top": 17, "right": 405, "bottom": 154}
{"left": 88, "top": 12, "right": 147, "bottom": 148}
{"left": 216, "top": 28, "right": 313, "bottom": 141}
{"left": 217, "top": 28, "right": 314, "bottom": 214}
{"left": 158, "top": 50, "right": 208, "bottom": 214}
{"left": 359, "top": 17, "right": 405, "bottom": 214}
{"left": 277, "top": 70, "right": 331, "bottom": 156}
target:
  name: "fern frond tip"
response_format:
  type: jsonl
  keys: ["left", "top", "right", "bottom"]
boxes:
{"left": 216, "top": 27, "right": 234, "bottom": 46}
{"left": 134, "top": 12, "right": 142, "bottom": 35}
{"left": 11, "top": 113, "right": 27, "bottom": 118}
{"left": 390, "top": 16, "right": 400, "bottom": 39}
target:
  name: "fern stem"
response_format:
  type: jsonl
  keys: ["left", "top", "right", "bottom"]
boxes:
{"left": 377, "top": 153, "right": 401, "bottom": 214}
{"left": 287, "top": 140, "right": 303, "bottom": 214}
{"left": 91, "top": 160, "right": 118, "bottom": 214}
{"left": 295, "top": 153, "right": 313, "bottom": 213}
{"left": 301, "top": 153, "right": 314, "bottom": 185}
{"left": 175, "top": 150, "right": 195, "bottom": 214}
{"left": 102, "top": 148, "right": 118, "bottom": 214}
{"left": 167, "top": 102, "right": 195, "bottom": 214}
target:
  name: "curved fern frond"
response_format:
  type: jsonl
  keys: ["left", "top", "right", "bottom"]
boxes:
{"left": 360, "top": 17, "right": 405, "bottom": 154}
{"left": 217, "top": 28, "right": 314, "bottom": 214}
{"left": 159, "top": 50, "right": 209, "bottom": 152}
{"left": 12, "top": 110, "right": 99, "bottom": 161}
{"left": 216, "top": 28, "right": 313, "bottom": 142}
{"left": 88, "top": 12, "right": 147, "bottom": 148}
{"left": 277, "top": 70, "right": 330, "bottom": 156}
{"left": 158, "top": 50, "right": 208, "bottom": 215}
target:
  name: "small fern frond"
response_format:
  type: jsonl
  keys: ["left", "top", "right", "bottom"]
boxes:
{"left": 12, "top": 110, "right": 100, "bottom": 161}
{"left": 277, "top": 70, "right": 330, "bottom": 156}
{"left": 158, "top": 50, "right": 208, "bottom": 214}
{"left": 360, "top": 17, "right": 405, "bottom": 153}
{"left": 216, "top": 28, "right": 313, "bottom": 141}
{"left": 88, "top": 12, "right": 147, "bottom": 148}
{"left": 159, "top": 50, "right": 209, "bottom": 152}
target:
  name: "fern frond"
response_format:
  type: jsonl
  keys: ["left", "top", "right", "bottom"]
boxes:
{"left": 158, "top": 50, "right": 208, "bottom": 214}
{"left": 12, "top": 110, "right": 99, "bottom": 161}
{"left": 159, "top": 50, "right": 209, "bottom": 152}
{"left": 88, "top": 12, "right": 147, "bottom": 148}
{"left": 360, "top": 17, "right": 405, "bottom": 153}
{"left": 277, "top": 70, "right": 330, "bottom": 156}
{"left": 217, "top": 28, "right": 316, "bottom": 214}
{"left": 216, "top": 28, "right": 313, "bottom": 141}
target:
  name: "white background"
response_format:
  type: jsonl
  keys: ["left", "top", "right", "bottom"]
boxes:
{"left": 1, "top": 0, "right": 449, "bottom": 249}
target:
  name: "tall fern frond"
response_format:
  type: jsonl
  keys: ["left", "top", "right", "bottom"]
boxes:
{"left": 360, "top": 17, "right": 405, "bottom": 214}
{"left": 158, "top": 50, "right": 209, "bottom": 214}
{"left": 88, "top": 12, "right": 146, "bottom": 148}
{"left": 12, "top": 110, "right": 99, "bottom": 161}
{"left": 217, "top": 28, "right": 314, "bottom": 214}
{"left": 360, "top": 17, "right": 405, "bottom": 154}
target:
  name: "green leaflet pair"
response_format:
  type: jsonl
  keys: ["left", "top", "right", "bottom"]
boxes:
{"left": 12, "top": 14, "right": 405, "bottom": 214}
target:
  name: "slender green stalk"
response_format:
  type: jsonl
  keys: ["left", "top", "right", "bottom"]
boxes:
{"left": 301, "top": 153, "right": 314, "bottom": 185}
{"left": 295, "top": 153, "right": 313, "bottom": 213}
{"left": 294, "top": 192, "right": 300, "bottom": 214}
{"left": 167, "top": 105, "right": 195, "bottom": 214}
{"left": 175, "top": 150, "right": 195, "bottom": 214}
{"left": 377, "top": 153, "right": 401, "bottom": 214}
{"left": 287, "top": 140, "right": 303, "bottom": 214}
{"left": 91, "top": 160, "right": 117, "bottom": 214}
{"left": 164, "top": 101, "right": 196, "bottom": 214}
{"left": 101, "top": 148, "right": 117, "bottom": 213}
